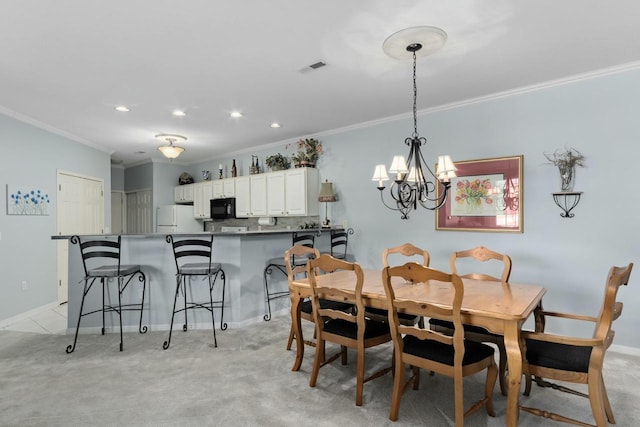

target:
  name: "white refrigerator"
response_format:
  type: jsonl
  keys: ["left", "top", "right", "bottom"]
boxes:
{"left": 156, "top": 205, "right": 202, "bottom": 233}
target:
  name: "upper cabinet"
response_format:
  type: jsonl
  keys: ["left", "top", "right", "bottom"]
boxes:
{"left": 266, "top": 171, "right": 286, "bottom": 216}
{"left": 193, "top": 181, "right": 213, "bottom": 219}
{"left": 174, "top": 183, "right": 195, "bottom": 204}
{"left": 249, "top": 174, "right": 267, "bottom": 217}
{"left": 212, "top": 178, "right": 236, "bottom": 199}
{"left": 234, "top": 176, "right": 251, "bottom": 217}
{"left": 284, "top": 168, "right": 319, "bottom": 216}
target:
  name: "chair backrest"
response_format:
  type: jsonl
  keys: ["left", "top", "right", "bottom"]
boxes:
{"left": 73, "top": 235, "right": 122, "bottom": 276}
{"left": 329, "top": 229, "right": 352, "bottom": 259}
{"left": 292, "top": 232, "right": 315, "bottom": 264}
{"left": 307, "top": 254, "right": 364, "bottom": 332}
{"left": 285, "top": 244, "right": 320, "bottom": 282}
{"left": 166, "top": 235, "right": 213, "bottom": 272}
{"left": 382, "top": 243, "right": 430, "bottom": 268}
{"left": 450, "top": 246, "right": 511, "bottom": 282}
{"left": 382, "top": 262, "right": 465, "bottom": 361}
{"left": 594, "top": 263, "right": 633, "bottom": 345}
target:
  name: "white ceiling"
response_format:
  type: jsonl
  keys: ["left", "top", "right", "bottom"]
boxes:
{"left": 1, "top": 1, "right": 639, "bottom": 166}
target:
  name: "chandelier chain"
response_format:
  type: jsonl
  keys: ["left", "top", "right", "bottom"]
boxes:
{"left": 412, "top": 50, "right": 419, "bottom": 139}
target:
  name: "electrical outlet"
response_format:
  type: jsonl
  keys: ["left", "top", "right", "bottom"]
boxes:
{"left": 21, "top": 281, "right": 28, "bottom": 291}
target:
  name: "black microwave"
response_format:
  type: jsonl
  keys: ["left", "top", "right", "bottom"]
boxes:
{"left": 210, "top": 197, "right": 236, "bottom": 219}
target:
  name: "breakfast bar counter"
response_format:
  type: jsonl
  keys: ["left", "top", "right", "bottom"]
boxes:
{"left": 53, "top": 228, "right": 339, "bottom": 333}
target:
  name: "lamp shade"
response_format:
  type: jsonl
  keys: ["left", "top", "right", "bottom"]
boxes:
{"left": 158, "top": 145, "right": 185, "bottom": 159}
{"left": 318, "top": 180, "right": 337, "bottom": 202}
{"left": 389, "top": 155, "right": 409, "bottom": 174}
{"left": 435, "top": 155, "right": 456, "bottom": 181}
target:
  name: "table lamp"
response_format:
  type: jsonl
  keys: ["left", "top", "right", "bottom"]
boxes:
{"left": 318, "top": 180, "right": 337, "bottom": 228}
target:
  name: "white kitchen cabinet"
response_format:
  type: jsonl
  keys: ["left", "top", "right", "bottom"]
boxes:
{"left": 193, "top": 181, "right": 213, "bottom": 219}
{"left": 266, "top": 171, "right": 286, "bottom": 216}
{"left": 249, "top": 174, "right": 267, "bottom": 216}
{"left": 234, "top": 176, "right": 250, "bottom": 217}
{"left": 174, "top": 183, "right": 195, "bottom": 204}
{"left": 212, "top": 178, "right": 236, "bottom": 199}
{"left": 285, "top": 168, "right": 319, "bottom": 216}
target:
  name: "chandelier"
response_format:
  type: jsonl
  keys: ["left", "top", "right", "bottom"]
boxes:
{"left": 156, "top": 134, "right": 186, "bottom": 159}
{"left": 372, "top": 27, "right": 456, "bottom": 219}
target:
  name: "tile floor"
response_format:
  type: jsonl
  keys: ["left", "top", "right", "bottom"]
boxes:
{"left": 0, "top": 304, "right": 68, "bottom": 335}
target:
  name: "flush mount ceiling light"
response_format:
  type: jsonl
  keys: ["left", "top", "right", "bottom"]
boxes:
{"left": 373, "top": 26, "right": 455, "bottom": 219}
{"left": 156, "top": 133, "right": 186, "bottom": 159}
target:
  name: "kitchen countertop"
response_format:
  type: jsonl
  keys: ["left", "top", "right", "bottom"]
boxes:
{"left": 51, "top": 227, "right": 346, "bottom": 239}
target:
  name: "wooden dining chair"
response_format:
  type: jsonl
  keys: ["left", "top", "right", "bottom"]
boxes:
{"left": 520, "top": 262, "right": 633, "bottom": 427}
{"left": 382, "top": 242, "right": 430, "bottom": 268}
{"left": 284, "top": 244, "right": 352, "bottom": 352}
{"left": 368, "top": 243, "right": 431, "bottom": 328}
{"left": 382, "top": 262, "right": 497, "bottom": 426}
{"left": 307, "top": 254, "right": 392, "bottom": 406}
{"left": 429, "top": 245, "right": 512, "bottom": 395}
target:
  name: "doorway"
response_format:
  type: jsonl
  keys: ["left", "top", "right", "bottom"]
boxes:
{"left": 56, "top": 171, "right": 104, "bottom": 304}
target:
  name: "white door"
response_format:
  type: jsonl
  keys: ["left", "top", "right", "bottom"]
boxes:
{"left": 56, "top": 172, "right": 105, "bottom": 304}
{"left": 111, "top": 191, "right": 125, "bottom": 234}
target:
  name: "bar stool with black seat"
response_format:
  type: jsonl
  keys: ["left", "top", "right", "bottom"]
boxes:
{"left": 66, "top": 235, "right": 147, "bottom": 353}
{"left": 263, "top": 231, "right": 315, "bottom": 321}
{"left": 163, "top": 235, "right": 226, "bottom": 349}
{"left": 321, "top": 228, "right": 355, "bottom": 262}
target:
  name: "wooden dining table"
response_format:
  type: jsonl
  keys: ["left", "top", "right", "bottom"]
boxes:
{"left": 290, "top": 268, "right": 546, "bottom": 427}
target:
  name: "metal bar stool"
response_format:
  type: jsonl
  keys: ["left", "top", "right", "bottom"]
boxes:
{"left": 66, "top": 235, "right": 147, "bottom": 353}
{"left": 262, "top": 232, "right": 315, "bottom": 321}
{"left": 163, "top": 235, "right": 226, "bottom": 349}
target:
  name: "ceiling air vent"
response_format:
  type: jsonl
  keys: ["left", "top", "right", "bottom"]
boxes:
{"left": 299, "top": 60, "right": 327, "bottom": 73}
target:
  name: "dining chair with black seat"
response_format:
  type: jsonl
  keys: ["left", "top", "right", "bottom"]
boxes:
{"left": 428, "top": 245, "right": 512, "bottom": 395}
{"left": 263, "top": 232, "right": 315, "bottom": 321}
{"left": 284, "top": 244, "right": 353, "bottom": 353}
{"left": 307, "top": 254, "right": 392, "bottom": 406}
{"left": 163, "top": 235, "right": 226, "bottom": 349}
{"left": 66, "top": 235, "right": 147, "bottom": 353}
{"left": 366, "top": 243, "right": 430, "bottom": 328}
{"left": 382, "top": 262, "right": 498, "bottom": 426}
{"left": 519, "top": 262, "right": 633, "bottom": 427}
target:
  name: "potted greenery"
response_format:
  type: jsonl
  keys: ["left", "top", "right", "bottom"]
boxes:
{"left": 544, "top": 147, "right": 586, "bottom": 191}
{"left": 290, "top": 138, "right": 322, "bottom": 167}
{"left": 265, "top": 153, "right": 291, "bottom": 171}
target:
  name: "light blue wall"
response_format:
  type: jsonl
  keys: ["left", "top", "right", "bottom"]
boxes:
{"left": 185, "top": 68, "right": 640, "bottom": 349}
{"left": 111, "top": 165, "right": 125, "bottom": 191}
{"left": 0, "top": 113, "right": 111, "bottom": 322}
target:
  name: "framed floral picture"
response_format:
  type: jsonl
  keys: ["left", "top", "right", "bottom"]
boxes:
{"left": 436, "top": 155, "right": 523, "bottom": 232}
{"left": 6, "top": 185, "right": 51, "bottom": 215}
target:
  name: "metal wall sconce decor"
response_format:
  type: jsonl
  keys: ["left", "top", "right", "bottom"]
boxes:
{"left": 552, "top": 192, "right": 582, "bottom": 218}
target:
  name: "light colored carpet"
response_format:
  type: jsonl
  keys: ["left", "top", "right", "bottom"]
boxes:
{"left": 1, "top": 315, "right": 638, "bottom": 427}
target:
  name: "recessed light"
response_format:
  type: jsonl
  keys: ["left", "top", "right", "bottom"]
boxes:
{"left": 172, "top": 110, "right": 186, "bottom": 117}
{"left": 115, "top": 105, "right": 130, "bottom": 112}
{"left": 230, "top": 111, "right": 243, "bottom": 118}
{"left": 270, "top": 122, "right": 281, "bottom": 128}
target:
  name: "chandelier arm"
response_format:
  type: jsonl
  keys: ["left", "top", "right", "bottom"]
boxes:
{"left": 378, "top": 187, "right": 412, "bottom": 219}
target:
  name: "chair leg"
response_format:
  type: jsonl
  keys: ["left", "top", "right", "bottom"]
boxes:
{"left": 101, "top": 278, "right": 106, "bottom": 335}
{"left": 309, "top": 335, "right": 324, "bottom": 388}
{"left": 138, "top": 272, "right": 148, "bottom": 334}
{"left": 484, "top": 360, "right": 498, "bottom": 417}
{"left": 163, "top": 275, "right": 182, "bottom": 350}
{"left": 263, "top": 264, "right": 273, "bottom": 321}
{"left": 286, "top": 324, "right": 295, "bottom": 350}
{"left": 355, "top": 344, "right": 365, "bottom": 406}
{"left": 208, "top": 274, "right": 218, "bottom": 348}
{"left": 182, "top": 277, "right": 190, "bottom": 332}
{"left": 116, "top": 276, "right": 124, "bottom": 351}
{"left": 389, "top": 358, "right": 404, "bottom": 421}
{"left": 66, "top": 278, "right": 92, "bottom": 354}
{"left": 219, "top": 270, "right": 227, "bottom": 330}
{"left": 588, "top": 370, "right": 608, "bottom": 427}
{"left": 498, "top": 343, "right": 508, "bottom": 396}
{"left": 600, "top": 374, "right": 615, "bottom": 424}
